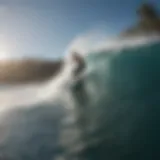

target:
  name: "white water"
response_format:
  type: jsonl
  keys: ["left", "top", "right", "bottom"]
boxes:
{"left": 0, "top": 59, "right": 76, "bottom": 111}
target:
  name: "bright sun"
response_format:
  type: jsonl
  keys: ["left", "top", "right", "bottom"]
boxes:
{"left": 0, "top": 51, "right": 10, "bottom": 60}
{"left": 0, "top": 42, "right": 12, "bottom": 60}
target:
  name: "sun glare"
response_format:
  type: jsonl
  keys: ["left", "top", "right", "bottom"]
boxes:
{"left": 0, "top": 51, "right": 10, "bottom": 60}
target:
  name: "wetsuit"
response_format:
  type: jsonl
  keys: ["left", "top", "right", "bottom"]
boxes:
{"left": 72, "top": 53, "right": 86, "bottom": 93}
{"left": 71, "top": 53, "right": 88, "bottom": 143}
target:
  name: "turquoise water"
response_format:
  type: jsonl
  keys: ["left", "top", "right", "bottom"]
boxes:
{"left": 1, "top": 40, "right": 160, "bottom": 160}
{"left": 64, "top": 41, "right": 160, "bottom": 160}
{"left": 80, "top": 41, "right": 160, "bottom": 160}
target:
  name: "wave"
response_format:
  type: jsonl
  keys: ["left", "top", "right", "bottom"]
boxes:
{"left": 0, "top": 35, "right": 160, "bottom": 160}
{"left": 62, "top": 35, "right": 160, "bottom": 160}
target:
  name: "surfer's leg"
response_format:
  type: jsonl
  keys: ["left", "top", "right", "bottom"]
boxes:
{"left": 72, "top": 80, "right": 87, "bottom": 104}
{"left": 71, "top": 80, "right": 89, "bottom": 144}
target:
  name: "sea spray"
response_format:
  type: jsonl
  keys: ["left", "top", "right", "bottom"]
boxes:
{"left": 0, "top": 56, "right": 78, "bottom": 160}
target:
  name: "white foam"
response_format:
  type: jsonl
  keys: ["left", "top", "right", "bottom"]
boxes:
{"left": 0, "top": 57, "right": 77, "bottom": 114}
{"left": 66, "top": 30, "right": 160, "bottom": 56}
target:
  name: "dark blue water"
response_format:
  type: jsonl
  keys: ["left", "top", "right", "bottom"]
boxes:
{"left": 82, "top": 41, "right": 160, "bottom": 160}
{"left": 1, "top": 40, "right": 160, "bottom": 160}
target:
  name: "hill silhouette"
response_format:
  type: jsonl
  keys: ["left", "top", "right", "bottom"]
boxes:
{"left": 122, "top": 3, "right": 160, "bottom": 36}
{"left": 0, "top": 59, "right": 63, "bottom": 84}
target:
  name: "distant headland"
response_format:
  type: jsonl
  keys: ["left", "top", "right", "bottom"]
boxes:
{"left": 122, "top": 3, "right": 160, "bottom": 36}
{"left": 0, "top": 59, "right": 63, "bottom": 84}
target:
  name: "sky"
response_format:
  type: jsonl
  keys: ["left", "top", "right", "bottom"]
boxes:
{"left": 0, "top": 0, "right": 160, "bottom": 60}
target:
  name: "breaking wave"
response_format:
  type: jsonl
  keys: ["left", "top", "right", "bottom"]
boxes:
{"left": 0, "top": 34, "right": 160, "bottom": 160}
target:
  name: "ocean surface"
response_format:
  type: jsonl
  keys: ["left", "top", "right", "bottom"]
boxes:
{"left": 0, "top": 36, "right": 160, "bottom": 160}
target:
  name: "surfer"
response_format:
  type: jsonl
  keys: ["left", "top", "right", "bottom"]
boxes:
{"left": 70, "top": 52, "right": 89, "bottom": 149}
{"left": 71, "top": 51, "right": 86, "bottom": 100}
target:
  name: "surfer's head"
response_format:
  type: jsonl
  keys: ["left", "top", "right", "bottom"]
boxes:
{"left": 71, "top": 52, "right": 84, "bottom": 63}
{"left": 72, "top": 51, "right": 81, "bottom": 60}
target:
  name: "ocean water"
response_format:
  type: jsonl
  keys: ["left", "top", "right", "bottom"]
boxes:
{"left": 0, "top": 37, "right": 160, "bottom": 160}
